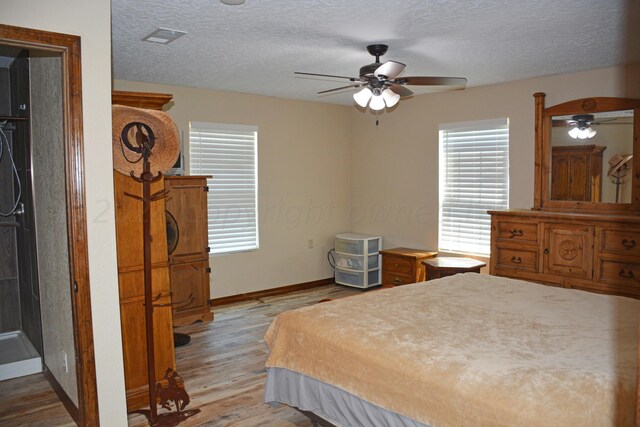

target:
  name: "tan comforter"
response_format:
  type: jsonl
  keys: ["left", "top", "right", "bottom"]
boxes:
{"left": 264, "top": 273, "right": 639, "bottom": 426}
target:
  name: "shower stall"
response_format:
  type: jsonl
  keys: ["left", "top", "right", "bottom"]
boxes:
{"left": 0, "top": 47, "right": 42, "bottom": 381}
{"left": 0, "top": 44, "right": 77, "bottom": 403}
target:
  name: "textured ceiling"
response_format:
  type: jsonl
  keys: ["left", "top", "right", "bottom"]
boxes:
{"left": 111, "top": 0, "right": 639, "bottom": 105}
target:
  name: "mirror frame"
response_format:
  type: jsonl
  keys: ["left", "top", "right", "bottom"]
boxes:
{"left": 534, "top": 92, "right": 640, "bottom": 214}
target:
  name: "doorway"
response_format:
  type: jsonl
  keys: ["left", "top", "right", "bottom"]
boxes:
{"left": 0, "top": 25, "right": 98, "bottom": 425}
{"left": 0, "top": 46, "right": 45, "bottom": 383}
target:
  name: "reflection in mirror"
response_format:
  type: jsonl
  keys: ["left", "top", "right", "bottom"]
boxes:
{"left": 549, "top": 110, "right": 634, "bottom": 203}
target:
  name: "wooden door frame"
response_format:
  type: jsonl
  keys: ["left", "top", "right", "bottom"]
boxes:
{"left": 0, "top": 24, "right": 99, "bottom": 425}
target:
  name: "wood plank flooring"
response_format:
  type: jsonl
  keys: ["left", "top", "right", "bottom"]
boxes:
{"left": 0, "top": 372, "right": 75, "bottom": 426}
{"left": 0, "top": 284, "right": 363, "bottom": 426}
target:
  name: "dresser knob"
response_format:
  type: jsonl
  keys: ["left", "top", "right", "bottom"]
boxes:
{"left": 543, "top": 248, "right": 549, "bottom": 255}
{"left": 621, "top": 239, "right": 636, "bottom": 249}
{"left": 511, "top": 256, "right": 522, "bottom": 264}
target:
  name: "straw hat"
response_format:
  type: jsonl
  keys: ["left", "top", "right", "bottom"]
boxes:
{"left": 607, "top": 153, "right": 633, "bottom": 177}
{"left": 112, "top": 105, "right": 180, "bottom": 177}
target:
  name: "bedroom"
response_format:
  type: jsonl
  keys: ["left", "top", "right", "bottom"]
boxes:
{"left": 1, "top": 0, "right": 639, "bottom": 425}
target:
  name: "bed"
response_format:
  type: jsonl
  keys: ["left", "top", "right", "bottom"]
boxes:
{"left": 264, "top": 273, "right": 639, "bottom": 426}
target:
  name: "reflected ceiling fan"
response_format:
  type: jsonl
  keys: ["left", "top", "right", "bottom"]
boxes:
{"left": 552, "top": 114, "right": 622, "bottom": 139}
{"left": 295, "top": 44, "right": 467, "bottom": 111}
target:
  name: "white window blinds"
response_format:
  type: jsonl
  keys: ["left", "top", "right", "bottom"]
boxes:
{"left": 439, "top": 118, "right": 509, "bottom": 255}
{"left": 189, "top": 122, "right": 259, "bottom": 255}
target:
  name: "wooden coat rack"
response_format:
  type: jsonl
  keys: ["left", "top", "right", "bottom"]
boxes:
{"left": 117, "top": 119, "right": 198, "bottom": 425}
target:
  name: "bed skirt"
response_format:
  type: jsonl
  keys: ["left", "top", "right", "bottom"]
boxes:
{"left": 265, "top": 367, "right": 430, "bottom": 427}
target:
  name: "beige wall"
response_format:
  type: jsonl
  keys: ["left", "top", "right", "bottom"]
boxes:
{"left": 117, "top": 65, "right": 636, "bottom": 296}
{"left": 4, "top": 1, "right": 127, "bottom": 424}
{"left": 348, "top": 65, "right": 636, "bottom": 259}
{"left": 114, "top": 80, "right": 352, "bottom": 298}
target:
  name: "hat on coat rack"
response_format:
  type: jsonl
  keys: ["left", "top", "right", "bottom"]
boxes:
{"left": 112, "top": 105, "right": 180, "bottom": 177}
{"left": 607, "top": 153, "right": 633, "bottom": 177}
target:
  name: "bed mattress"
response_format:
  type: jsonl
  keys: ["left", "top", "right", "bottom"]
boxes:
{"left": 264, "top": 273, "right": 639, "bottom": 426}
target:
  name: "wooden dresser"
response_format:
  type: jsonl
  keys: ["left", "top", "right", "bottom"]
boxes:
{"left": 164, "top": 175, "right": 214, "bottom": 326}
{"left": 489, "top": 93, "right": 640, "bottom": 299}
{"left": 112, "top": 90, "right": 176, "bottom": 410}
{"left": 380, "top": 248, "right": 437, "bottom": 287}
{"left": 490, "top": 209, "right": 640, "bottom": 298}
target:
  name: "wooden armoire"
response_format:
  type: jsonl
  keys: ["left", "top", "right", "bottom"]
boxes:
{"left": 112, "top": 90, "right": 176, "bottom": 410}
{"left": 550, "top": 144, "right": 605, "bottom": 202}
{"left": 164, "top": 175, "right": 213, "bottom": 326}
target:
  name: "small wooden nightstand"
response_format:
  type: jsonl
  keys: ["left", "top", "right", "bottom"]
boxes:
{"left": 380, "top": 248, "right": 438, "bottom": 287}
{"left": 422, "top": 257, "right": 486, "bottom": 281}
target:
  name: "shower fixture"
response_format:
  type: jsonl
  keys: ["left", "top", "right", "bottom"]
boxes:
{"left": 0, "top": 120, "right": 23, "bottom": 217}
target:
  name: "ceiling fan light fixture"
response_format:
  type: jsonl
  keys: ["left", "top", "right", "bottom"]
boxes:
{"left": 568, "top": 127, "right": 580, "bottom": 139}
{"left": 568, "top": 126, "right": 597, "bottom": 139}
{"left": 382, "top": 89, "right": 400, "bottom": 108}
{"left": 353, "top": 87, "right": 373, "bottom": 108}
{"left": 583, "top": 127, "right": 597, "bottom": 139}
{"left": 369, "top": 94, "right": 386, "bottom": 111}
{"left": 220, "top": 0, "right": 246, "bottom": 4}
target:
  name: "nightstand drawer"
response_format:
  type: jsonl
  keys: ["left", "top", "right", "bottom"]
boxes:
{"left": 379, "top": 248, "right": 437, "bottom": 287}
{"left": 382, "top": 256, "right": 413, "bottom": 275}
{"left": 382, "top": 272, "right": 414, "bottom": 286}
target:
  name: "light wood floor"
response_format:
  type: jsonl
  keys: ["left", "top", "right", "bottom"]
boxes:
{"left": 0, "top": 284, "right": 363, "bottom": 426}
{"left": 0, "top": 372, "right": 75, "bottom": 426}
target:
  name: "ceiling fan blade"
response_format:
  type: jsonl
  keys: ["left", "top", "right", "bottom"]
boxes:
{"left": 374, "top": 60, "right": 406, "bottom": 80}
{"left": 387, "top": 83, "right": 413, "bottom": 98}
{"left": 397, "top": 76, "right": 467, "bottom": 88}
{"left": 317, "top": 83, "right": 365, "bottom": 95}
{"left": 552, "top": 120, "right": 575, "bottom": 127}
{"left": 295, "top": 71, "right": 360, "bottom": 81}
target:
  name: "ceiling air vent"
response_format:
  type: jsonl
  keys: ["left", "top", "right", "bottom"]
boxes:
{"left": 142, "top": 28, "right": 186, "bottom": 44}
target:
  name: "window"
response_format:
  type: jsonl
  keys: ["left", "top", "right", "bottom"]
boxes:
{"left": 439, "top": 118, "right": 509, "bottom": 255}
{"left": 189, "top": 122, "right": 259, "bottom": 255}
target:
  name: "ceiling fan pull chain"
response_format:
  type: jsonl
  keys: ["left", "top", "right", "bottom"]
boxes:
{"left": 376, "top": 110, "right": 379, "bottom": 127}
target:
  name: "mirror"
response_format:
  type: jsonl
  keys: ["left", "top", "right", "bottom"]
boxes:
{"left": 534, "top": 93, "right": 640, "bottom": 213}
{"left": 550, "top": 110, "right": 633, "bottom": 203}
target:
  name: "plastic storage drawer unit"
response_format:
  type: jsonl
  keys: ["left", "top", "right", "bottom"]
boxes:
{"left": 334, "top": 233, "right": 382, "bottom": 288}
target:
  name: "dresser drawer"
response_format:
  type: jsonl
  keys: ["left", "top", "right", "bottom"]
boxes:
{"left": 598, "top": 228, "right": 640, "bottom": 256}
{"left": 597, "top": 260, "right": 640, "bottom": 289}
{"left": 494, "top": 246, "right": 538, "bottom": 272}
{"left": 496, "top": 221, "right": 539, "bottom": 244}
{"left": 382, "top": 256, "right": 413, "bottom": 275}
{"left": 382, "top": 272, "right": 414, "bottom": 286}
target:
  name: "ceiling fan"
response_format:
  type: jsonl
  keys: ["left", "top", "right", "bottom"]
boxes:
{"left": 552, "top": 114, "right": 623, "bottom": 139}
{"left": 295, "top": 44, "right": 467, "bottom": 111}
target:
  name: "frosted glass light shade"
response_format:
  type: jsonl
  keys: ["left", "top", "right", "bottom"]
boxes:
{"left": 569, "top": 126, "right": 597, "bottom": 139}
{"left": 382, "top": 89, "right": 400, "bottom": 107}
{"left": 353, "top": 87, "right": 373, "bottom": 107}
{"left": 584, "top": 127, "right": 597, "bottom": 139}
{"left": 369, "top": 94, "right": 386, "bottom": 111}
{"left": 568, "top": 127, "right": 580, "bottom": 139}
